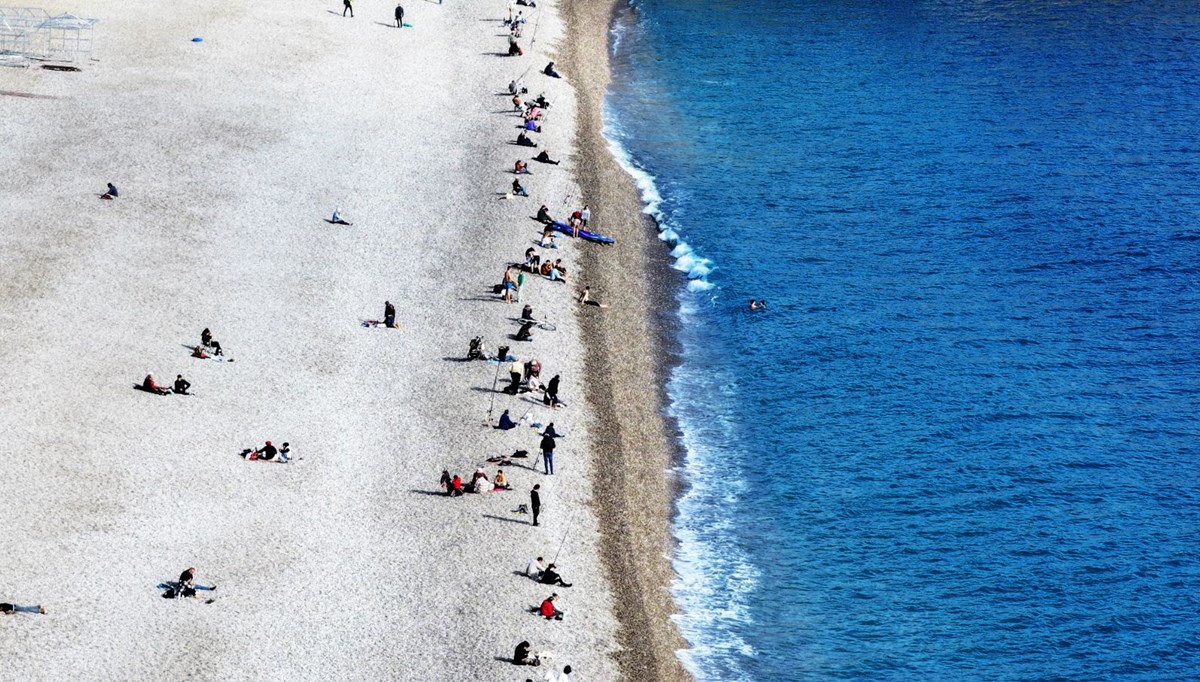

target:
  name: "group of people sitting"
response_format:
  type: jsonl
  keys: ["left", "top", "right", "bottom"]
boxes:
{"left": 239, "top": 440, "right": 293, "bottom": 463}
{"left": 141, "top": 372, "right": 191, "bottom": 396}
{"left": 439, "top": 467, "right": 512, "bottom": 496}
{"left": 526, "top": 557, "right": 573, "bottom": 587}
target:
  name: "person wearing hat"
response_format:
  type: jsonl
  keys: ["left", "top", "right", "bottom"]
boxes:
{"left": 253, "top": 440, "right": 278, "bottom": 461}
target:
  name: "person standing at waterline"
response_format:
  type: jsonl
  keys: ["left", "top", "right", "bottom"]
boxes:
{"left": 394, "top": 3, "right": 404, "bottom": 27}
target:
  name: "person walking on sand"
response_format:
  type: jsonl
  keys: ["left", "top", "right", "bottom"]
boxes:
{"left": 531, "top": 484, "right": 541, "bottom": 526}
{"left": 540, "top": 431, "right": 556, "bottom": 475}
{"left": 394, "top": 3, "right": 404, "bottom": 26}
{"left": 343, "top": 0, "right": 354, "bottom": 17}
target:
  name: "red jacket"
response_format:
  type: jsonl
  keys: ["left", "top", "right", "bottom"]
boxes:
{"left": 540, "top": 599, "right": 555, "bottom": 618}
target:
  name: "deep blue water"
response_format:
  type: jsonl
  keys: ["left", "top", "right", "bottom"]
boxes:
{"left": 603, "top": 1, "right": 1200, "bottom": 679}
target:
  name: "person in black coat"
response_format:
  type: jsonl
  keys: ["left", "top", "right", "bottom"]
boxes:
{"left": 394, "top": 3, "right": 404, "bottom": 27}
{"left": 531, "top": 484, "right": 541, "bottom": 526}
{"left": 540, "top": 432, "right": 555, "bottom": 475}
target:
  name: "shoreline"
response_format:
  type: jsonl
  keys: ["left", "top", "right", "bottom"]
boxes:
{"left": 560, "top": 0, "right": 692, "bottom": 679}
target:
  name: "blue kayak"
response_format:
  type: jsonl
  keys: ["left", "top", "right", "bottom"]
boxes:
{"left": 549, "top": 221, "right": 615, "bottom": 245}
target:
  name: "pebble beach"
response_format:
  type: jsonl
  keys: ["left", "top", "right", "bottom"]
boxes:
{"left": 0, "top": 0, "right": 687, "bottom": 679}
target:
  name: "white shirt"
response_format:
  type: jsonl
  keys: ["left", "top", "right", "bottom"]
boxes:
{"left": 545, "top": 669, "right": 571, "bottom": 682}
{"left": 526, "top": 559, "right": 545, "bottom": 578}
{"left": 580, "top": 208, "right": 591, "bottom": 221}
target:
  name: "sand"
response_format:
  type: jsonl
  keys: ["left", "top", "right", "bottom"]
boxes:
{"left": 0, "top": 0, "right": 669, "bottom": 679}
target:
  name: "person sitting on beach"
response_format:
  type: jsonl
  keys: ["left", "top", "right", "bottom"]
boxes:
{"left": 513, "top": 640, "right": 537, "bottom": 666}
{"left": 509, "top": 79, "right": 521, "bottom": 95}
{"left": 517, "top": 132, "right": 538, "bottom": 148}
{"left": 526, "top": 557, "right": 546, "bottom": 580}
{"left": 384, "top": 301, "right": 396, "bottom": 328}
{"left": 534, "top": 150, "right": 560, "bottom": 165}
{"left": 440, "top": 470, "right": 453, "bottom": 495}
{"left": 179, "top": 567, "right": 217, "bottom": 595}
{"left": 100, "top": 182, "right": 119, "bottom": 200}
{"left": 540, "top": 563, "right": 572, "bottom": 587}
{"left": 450, "top": 474, "right": 464, "bottom": 497}
{"left": 1, "top": 602, "right": 45, "bottom": 615}
{"left": 548, "top": 260, "right": 567, "bottom": 283}
{"left": 469, "top": 468, "right": 490, "bottom": 493}
{"left": 535, "top": 94, "right": 550, "bottom": 108}
{"left": 543, "top": 61, "right": 562, "bottom": 78}
{"left": 494, "top": 469, "right": 513, "bottom": 490}
{"left": 524, "top": 119, "right": 541, "bottom": 133}
{"left": 539, "top": 230, "right": 559, "bottom": 249}
{"left": 539, "top": 260, "right": 553, "bottom": 278}
{"left": 514, "top": 160, "right": 531, "bottom": 174}
{"left": 578, "top": 287, "right": 609, "bottom": 308}
{"left": 278, "top": 442, "right": 293, "bottom": 463}
{"left": 540, "top": 594, "right": 564, "bottom": 620}
{"left": 201, "top": 328, "right": 223, "bottom": 356}
{"left": 330, "top": 208, "right": 352, "bottom": 225}
{"left": 142, "top": 373, "right": 171, "bottom": 395}
{"left": 173, "top": 374, "right": 191, "bottom": 395}
{"left": 512, "top": 93, "right": 523, "bottom": 110}
{"left": 508, "top": 40, "right": 523, "bottom": 56}
{"left": 512, "top": 178, "right": 529, "bottom": 197}
{"left": 521, "top": 304, "right": 535, "bottom": 321}
{"left": 524, "top": 247, "right": 541, "bottom": 271}
{"left": 497, "top": 410, "right": 517, "bottom": 430}
{"left": 515, "top": 320, "right": 535, "bottom": 342}
{"left": 246, "top": 440, "right": 278, "bottom": 461}
{"left": 536, "top": 205, "right": 554, "bottom": 224}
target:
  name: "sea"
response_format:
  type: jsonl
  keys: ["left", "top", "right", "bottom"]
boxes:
{"left": 601, "top": 1, "right": 1200, "bottom": 679}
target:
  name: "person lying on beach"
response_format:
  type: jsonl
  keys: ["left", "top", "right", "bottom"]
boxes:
{"left": 201, "top": 328, "right": 224, "bottom": 356}
{"left": 536, "top": 205, "right": 554, "bottom": 224}
{"left": 548, "top": 665, "right": 575, "bottom": 681}
{"left": 514, "top": 160, "right": 531, "bottom": 174}
{"left": 524, "top": 120, "right": 541, "bottom": 133}
{"left": 539, "top": 230, "right": 559, "bottom": 249}
{"left": 192, "top": 345, "right": 209, "bottom": 359}
{"left": 526, "top": 557, "right": 547, "bottom": 580}
{"left": 517, "top": 132, "right": 538, "bottom": 147}
{"left": 494, "top": 469, "right": 513, "bottom": 490}
{"left": 100, "top": 182, "right": 119, "bottom": 200}
{"left": 516, "top": 0, "right": 536, "bottom": 6}
{"left": 578, "top": 287, "right": 609, "bottom": 308}
{"left": 540, "top": 564, "right": 572, "bottom": 587}
{"left": 539, "top": 594, "right": 564, "bottom": 620}
{"left": 1, "top": 602, "right": 45, "bottom": 615}
{"left": 497, "top": 410, "right": 518, "bottom": 430}
{"left": 534, "top": 150, "right": 559, "bottom": 165}
{"left": 173, "top": 374, "right": 191, "bottom": 395}
{"left": 512, "top": 179, "right": 529, "bottom": 197}
{"left": 160, "top": 567, "right": 217, "bottom": 600}
{"left": 543, "top": 61, "right": 562, "bottom": 78}
{"left": 142, "top": 373, "right": 171, "bottom": 395}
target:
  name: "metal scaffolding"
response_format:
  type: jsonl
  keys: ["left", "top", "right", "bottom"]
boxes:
{"left": 0, "top": 7, "right": 97, "bottom": 67}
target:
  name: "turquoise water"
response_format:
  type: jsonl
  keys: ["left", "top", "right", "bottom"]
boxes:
{"left": 603, "top": 1, "right": 1200, "bottom": 679}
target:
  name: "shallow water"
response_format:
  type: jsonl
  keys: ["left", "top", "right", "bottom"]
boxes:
{"left": 604, "top": 1, "right": 1200, "bottom": 679}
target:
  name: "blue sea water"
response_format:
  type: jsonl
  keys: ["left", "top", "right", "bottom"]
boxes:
{"left": 602, "top": 1, "right": 1200, "bottom": 679}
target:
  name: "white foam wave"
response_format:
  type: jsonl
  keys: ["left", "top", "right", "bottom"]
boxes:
{"left": 600, "top": 102, "right": 716, "bottom": 291}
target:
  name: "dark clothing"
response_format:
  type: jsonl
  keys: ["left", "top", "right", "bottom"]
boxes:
{"left": 394, "top": 5, "right": 404, "bottom": 25}
{"left": 531, "top": 489, "right": 541, "bottom": 525}
{"left": 179, "top": 568, "right": 195, "bottom": 584}
{"left": 534, "top": 151, "right": 559, "bottom": 165}
{"left": 546, "top": 376, "right": 560, "bottom": 404}
{"left": 521, "top": 305, "right": 534, "bottom": 320}
{"left": 343, "top": 0, "right": 353, "bottom": 16}
{"left": 543, "top": 424, "right": 560, "bottom": 438}
{"left": 257, "top": 444, "right": 278, "bottom": 461}
{"left": 514, "top": 642, "right": 532, "bottom": 665}
{"left": 540, "top": 434, "right": 556, "bottom": 454}
{"left": 536, "top": 207, "right": 552, "bottom": 223}
{"left": 440, "top": 471, "right": 453, "bottom": 495}
{"left": 201, "top": 329, "right": 212, "bottom": 345}
{"left": 106, "top": 183, "right": 119, "bottom": 197}
{"left": 173, "top": 378, "right": 190, "bottom": 394}
{"left": 541, "top": 569, "right": 571, "bottom": 587}
{"left": 498, "top": 412, "right": 516, "bottom": 430}
{"left": 384, "top": 302, "right": 396, "bottom": 328}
